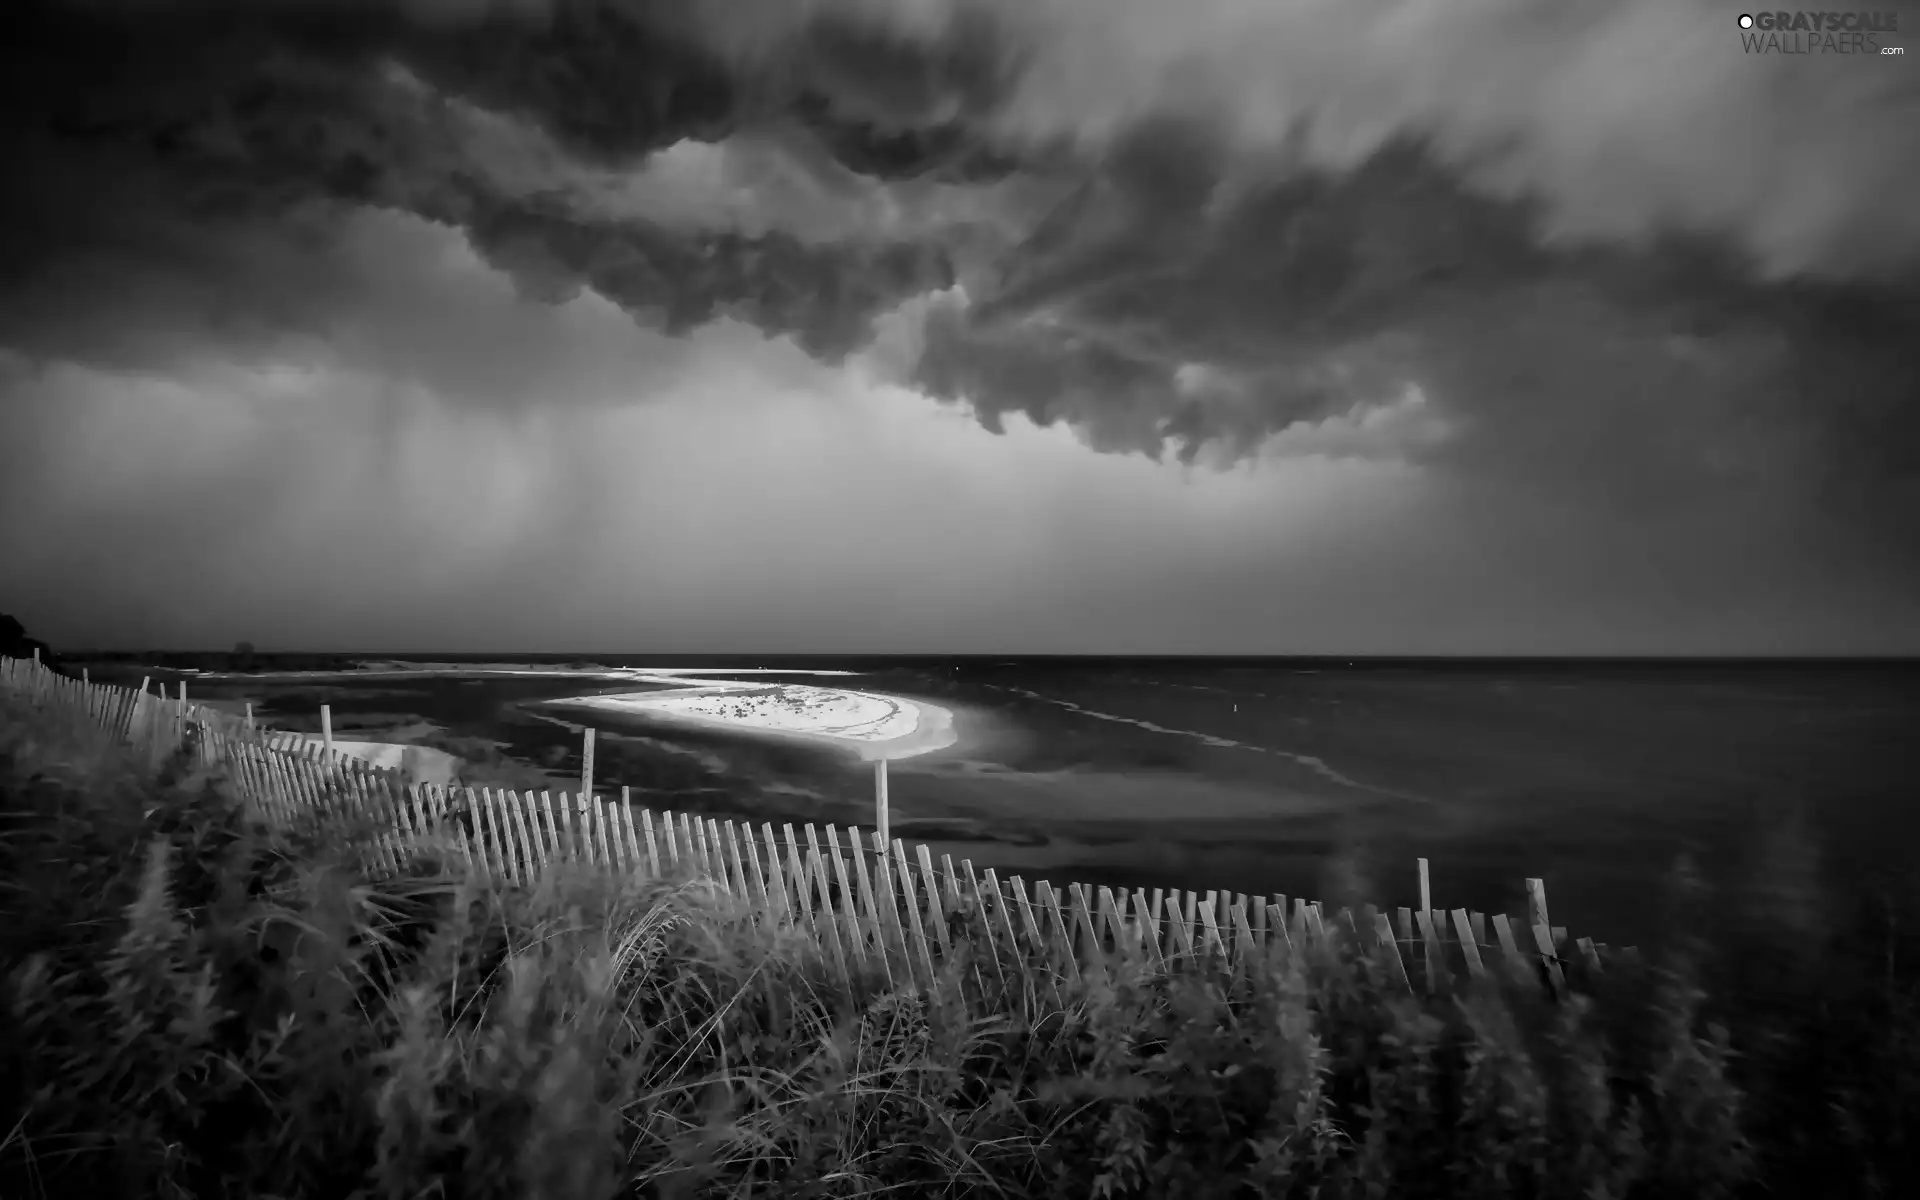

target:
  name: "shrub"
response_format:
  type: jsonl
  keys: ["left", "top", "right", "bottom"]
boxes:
{"left": 0, "top": 695, "right": 1913, "bottom": 1199}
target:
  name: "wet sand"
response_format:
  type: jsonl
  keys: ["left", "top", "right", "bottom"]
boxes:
{"left": 549, "top": 680, "right": 959, "bottom": 761}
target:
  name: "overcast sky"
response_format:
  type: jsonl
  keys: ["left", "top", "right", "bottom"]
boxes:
{"left": 2, "top": 0, "right": 1916, "bottom": 655}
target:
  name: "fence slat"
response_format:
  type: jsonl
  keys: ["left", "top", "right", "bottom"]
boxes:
{"left": 822, "top": 825, "right": 870, "bottom": 976}
{"left": 700, "top": 817, "right": 725, "bottom": 887}
{"left": 1194, "top": 890, "right": 1226, "bottom": 960}
{"left": 964, "top": 860, "right": 1009, "bottom": 993}
{"left": 1451, "top": 908, "right": 1487, "bottom": 979}
{"left": 844, "top": 827, "right": 893, "bottom": 988}
{"left": 791, "top": 829, "right": 843, "bottom": 981}
{"left": 1228, "top": 900, "right": 1257, "bottom": 981}
{"left": 1531, "top": 920, "right": 1567, "bottom": 995}
{"left": 877, "top": 835, "right": 916, "bottom": 979}
{"left": 505, "top": 788, "right": 537, "bottom": 884}
{"left": 1576, "top": 936, "right": 1604, "bottom": 975}
{"left": 1006, "top": 875, "right": 1045, "bottom": 960}
{"left": 637, "top": 804, "right": 660, "bottom": 873}
{"left": 1490, "top": 913, "right": 1538, "bottom": 990}
{"left": 475, "top": 788, "right": 507, "bottom": 883}
{"left": 515, "top": 790, "right": 548, "bottom": 876}
{"left": 734, "top": 822, "right": 772, "bottom": 914}
{"left": 1302, "top": 902, "right": 1327, "bottom": 947}
{"left": 1415, "top": 907, "right": 1450, "bottom": 994}
{"left": 892, "top": 839, "right": 938, "bottom": 989}
{"left": 980, "top": 868, "right": 1027, "bottom": 1000}
{"left": 915, "top": 844, "right": 953, "bottom": 959}
{"left": 782, "top": 823, "right": 814, "bottom": 931}
{"left": 1134, "top": 890, "right": 1170, "bottom": 970}
{"left": 761, "top": 822, "right": 794, "bottom": 928}
{"left": 590, "top": 795, "right": 612, "bottom": 869}
{"left": 1372, "top": 912, "right": 1414, "bottom": 993}
{"left": 1066, "top": 883, "right": 1106, "bottom": 981}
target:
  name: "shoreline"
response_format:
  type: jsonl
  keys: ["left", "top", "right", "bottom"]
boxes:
{"left": 152, "top": 664, "right": 862, "bottom": 684}
{"left": 548, "top": 681, "right": 960, "bottom": 762}
{"left": 101, "top": 659, "right": 963, "bottom": 764}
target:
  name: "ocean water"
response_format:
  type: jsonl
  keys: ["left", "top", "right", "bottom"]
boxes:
{"left": 848, "top": 658, "right": 1920, "bottom": 958}
{"left": 103, "top": 655, "right": 1920, "bottom": 959}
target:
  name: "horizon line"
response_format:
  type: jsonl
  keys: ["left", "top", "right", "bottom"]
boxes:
{"left": 51, "top": 649, "right": 1920, "bottom": 665}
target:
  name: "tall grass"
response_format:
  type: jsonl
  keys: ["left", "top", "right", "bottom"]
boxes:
{"left": 1, "top": 694, "right": 1913, "bottom": 1198}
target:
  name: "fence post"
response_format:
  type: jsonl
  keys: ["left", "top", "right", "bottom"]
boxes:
{"left": 245, "top": 701, "right": 254, "bottom": 731}
{"left": 581, "top": 726, "right": 595, "bottom": 804}
{"left": 321, "top": 704, "right": 333, "bottom": 755}
{"left": 1525, "top": 877, "right": 1550, "bottom": 932}
{"left": 874, "top": 757, "right": 890, "bottom": 851}
{"left": 1419, "top": 857, "right": 1434, "bottom": 990}
{"left": 1524, "top": 878, "right": 1565, "bottom": 996}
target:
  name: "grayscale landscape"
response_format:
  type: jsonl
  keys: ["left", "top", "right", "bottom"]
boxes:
{"left": 2, "top": 3, "right": 1916, "bottom": 1198}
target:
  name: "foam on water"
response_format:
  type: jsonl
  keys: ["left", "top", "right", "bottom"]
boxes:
{"left": 985, "top": 683, "right": 1417, "bottom": 801}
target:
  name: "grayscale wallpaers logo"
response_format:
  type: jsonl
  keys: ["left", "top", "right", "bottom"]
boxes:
{"left": 1738, "top": 11, "right": 1905, "bottom": 54}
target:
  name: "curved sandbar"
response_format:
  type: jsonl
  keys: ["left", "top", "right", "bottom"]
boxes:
{"left": 178, "top": 663, "right": 859, "bottom": 683}
{"left": 552, "top": 681, "right": 958, "bottom": 761}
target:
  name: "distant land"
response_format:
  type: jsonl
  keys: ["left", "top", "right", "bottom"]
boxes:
{"left": 65, "top": 649, "right": 1920, "bottom": 671}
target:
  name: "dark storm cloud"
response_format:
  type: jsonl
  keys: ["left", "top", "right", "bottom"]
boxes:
{"left": 462, "top": 200, "right": 953, "bottom": 359}
{"left": 2, "top": 0, "right": 1917, "bottom": 564}
{"left": 903, "top": 119, "right": 1920, "bottom": 533}
{"left": 0, "top": 0, "right": 986, "bottom": 385}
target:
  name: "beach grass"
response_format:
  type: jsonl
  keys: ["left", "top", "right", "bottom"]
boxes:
{"left": 2, "top": 692, "right": 1914, "bottom": 1199}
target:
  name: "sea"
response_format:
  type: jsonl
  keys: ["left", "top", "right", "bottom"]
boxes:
{"left": 92, "top": 654, "right": 1920, "bottom": 965}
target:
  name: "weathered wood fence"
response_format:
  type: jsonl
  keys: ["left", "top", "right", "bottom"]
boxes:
{"left": 1, "top": 653, "right": 1632, "bottom": 1001}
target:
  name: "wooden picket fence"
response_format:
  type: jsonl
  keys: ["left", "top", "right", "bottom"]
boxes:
{"left": 1, "top": 653, "right": 1634, "bottom": 1003}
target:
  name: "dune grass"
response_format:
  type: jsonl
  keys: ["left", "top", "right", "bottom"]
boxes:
{"left": 0, "top": 693, "right": 1913, "bottom": 1199}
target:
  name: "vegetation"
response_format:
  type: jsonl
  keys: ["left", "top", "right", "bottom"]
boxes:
{"left": 1, "top": 694, "right": 1914, "bottom": 1199}
{"left": 74, "top": 649, "right": 354, "bottom": 675}
{"left": 0, "top": 615, "right": 61, "bottom": 676}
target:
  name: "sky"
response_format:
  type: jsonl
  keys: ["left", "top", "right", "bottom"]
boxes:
{"left": 0, "top": 0, "right": 1916, "bottom": 656}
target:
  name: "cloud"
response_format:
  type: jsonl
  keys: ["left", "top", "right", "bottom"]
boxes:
{"left": 2, "top": 0, "right": 1917, "bottom": 641}
{"left": 702, "top": 0, "right": 1920, "bottom": 277}
{"left": 0, "top": 0, "right": 1003, "bottom": 382}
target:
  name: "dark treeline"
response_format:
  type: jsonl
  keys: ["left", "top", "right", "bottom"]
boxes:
{"left": 71, "top": 648, "right": 358, "bottom": 675}
{"left": 0, "top": 613, "right": 64, "bottom": 676}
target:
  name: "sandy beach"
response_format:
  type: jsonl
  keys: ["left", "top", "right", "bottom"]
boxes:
{"left": 163, "top": 660, "right": 958, "bottom": 764}
{"left": 551, "top": 680, "right": 959, "bottom": 761}
{"left": 177, "top": 663, "right": 860, "bottom": 683}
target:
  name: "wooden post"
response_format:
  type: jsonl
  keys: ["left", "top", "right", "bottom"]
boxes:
{"left": 1525, "top": 878, "right": 1550, "bottom": 932}
{"left": 869, "top": 758, "right": 894, "bottom": 940}
{"left": 581, "top": 726, "right": 596, "bottom": 803}
{"left": 245, "top": 701, "right": 254, "bottom": 731}
{"left": 81, "top": 668, "right": 88, "bottom": 685}
{"left": 1418, "top": 858, "right": 1434, "bottom": 990}
{"left": 1525, "top": 878, "right": 1566, "bottom": 998}
{"left": 320, "top": 704, "right": 333, "bottom": 755}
